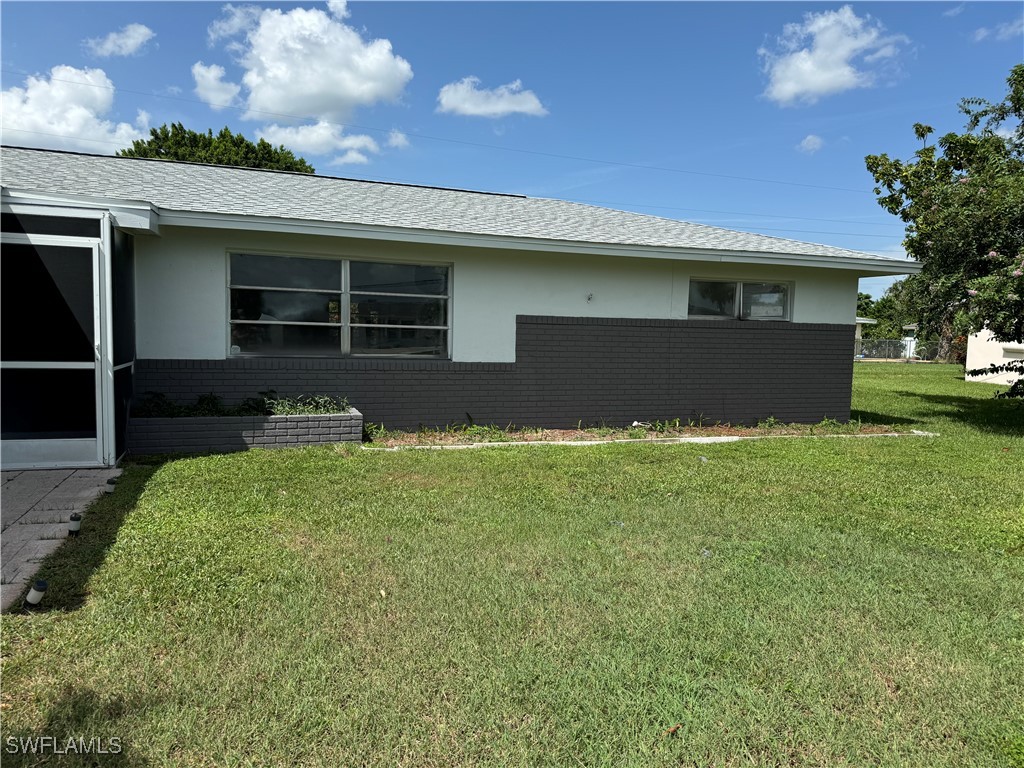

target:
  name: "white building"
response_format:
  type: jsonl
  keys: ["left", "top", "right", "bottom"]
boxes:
{"left": 966, "top": 330, "right": 1024, "bottom": 386}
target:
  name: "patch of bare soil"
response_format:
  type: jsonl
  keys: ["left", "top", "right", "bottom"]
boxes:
{"left": 369, "top": 422, "right": 898, "bottom": 448}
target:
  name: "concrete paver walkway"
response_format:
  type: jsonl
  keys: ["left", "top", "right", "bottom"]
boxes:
{"left": 1, "top": 468, "right": 121, "bottom": 612}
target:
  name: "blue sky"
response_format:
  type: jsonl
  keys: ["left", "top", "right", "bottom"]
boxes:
{"left": 2, "top": 2, "right": 1022, "bottom": 298}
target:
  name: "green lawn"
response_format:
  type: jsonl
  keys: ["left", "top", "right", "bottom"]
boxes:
{"left": 2, "top": 364, "right": 1022, "bottom": 767}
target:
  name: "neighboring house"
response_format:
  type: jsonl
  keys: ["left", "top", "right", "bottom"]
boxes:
{"left": 902, "top": 323, "right": 920, "bottom": 360}
{"left": 965, "top": 330, "right": 1024, "bottom": 386}
{"left": 1, "top": 146, "right": 919, "bottom": 469}
{"left": 854, "top": 316, "right": 877, "bottom": 340}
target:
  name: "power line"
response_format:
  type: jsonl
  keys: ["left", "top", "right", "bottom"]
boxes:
{"left": 713, "top": 225, "right": 895, "bottom": 239}
{"left": 2, "top": 127, "right": 128, "bottom": 147}
{"left": 548, "top": 197, "right": 894, "bottom": 227}
{"left": 309, "top": 162, "right": 892, "bottom": 227}
{"left": 347, "top": 171, "right": 898, "bottom": 236}
{"left": 3, "top": 68, "right": 873, "bottom": 195}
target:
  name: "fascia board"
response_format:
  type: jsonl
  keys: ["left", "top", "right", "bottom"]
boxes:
{"left": 2, "top": 188, "right": 160, "bottom": 234}
{"left": 162, "top": 209, "right": 921, "bottom": 276}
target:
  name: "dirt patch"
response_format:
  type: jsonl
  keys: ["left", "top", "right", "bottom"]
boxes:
{"left": 367, "top": 422, "right": 900, "bottom": 449}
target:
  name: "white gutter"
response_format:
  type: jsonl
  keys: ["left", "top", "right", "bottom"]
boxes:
{"left": 159, "top": 209, "right": 921, "bottom": 276}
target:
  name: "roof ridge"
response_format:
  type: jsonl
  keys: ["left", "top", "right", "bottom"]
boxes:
{"left": 0, "top": 144, "right": 526, "bottom": 200}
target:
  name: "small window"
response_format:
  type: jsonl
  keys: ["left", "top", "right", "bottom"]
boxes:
{"left": 228, "top": 253, "right": 450, "bottom": 357}
{"left": 688, "top": 280, "right": 790, "bottom": 321}
{"left": 688, "top": 281, "right": 737, "bottom": 318}
{"left": 741, "top": 283, "right": 788, "bottom": 319}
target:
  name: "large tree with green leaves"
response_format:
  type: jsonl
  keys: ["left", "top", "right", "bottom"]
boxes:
{"left": 865, "top": 64, "right": 1024, "bottom": 393}
{"left": 856, "top": 291, "right": 875, "bottom": 318}
{"left": 859, "top": 279, "right": 919, "bottom": 340}
{"left": 119, "top": 123, "right": 315, "bottom": 173}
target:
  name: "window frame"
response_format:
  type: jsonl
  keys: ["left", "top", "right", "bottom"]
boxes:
{"left": 226, "top": 250, "right": 452, "bottom": 359}
{"left": 686, "top": 278, "right": 792, "bottom": 321}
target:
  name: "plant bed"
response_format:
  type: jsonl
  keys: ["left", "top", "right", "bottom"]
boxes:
{"left": 363, "top": 416, "right": 904, "bottom": 449}
{"left": 128, "top": 393, "right": 362, "bottom": 455}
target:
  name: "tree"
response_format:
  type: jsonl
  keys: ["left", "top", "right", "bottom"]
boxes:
{"left": 865, "top": 64, "right": 1024, "bottom": 395}
{"left": 856, "top": 292, "right": 875, "bottom": 318}
{"left": 860, "top": 280, "right": 914, "bottom": 339}
{"left": 119, "top": 123, "right": 315, "bottom": 173}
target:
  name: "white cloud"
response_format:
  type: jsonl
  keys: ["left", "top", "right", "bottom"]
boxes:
{"left": 972, "top": 17, "right": 1024, "bottom": 42}
{"left": 192, "top": 62, "right": 241, "bottom": 110}
{"left": 200, "top": 3, "right": 413, "bottom": 164}
{"left": 993, "top": 18, "right": 1020, "bottom": 40}
{"left": 386, "top": 129, "right": 409, "bottom": 148}
{"left": 759, "top": 5, "right": 909, "bottom": 106}
{"left": 864, "top": 44, "right": 899, "bottom": 64}
{"left": 86, "top": 23, "right": 155, "bottom": 57}
{"left": 208, "top": 4, "right": 261, "bottom": 44}
{"left": 326, "top": 0, "right": 349, "bottom": 19}
{"left": 0, "top": 65, "right": 148, "bottom": 152}
{"left": 797, "top": 134, "right": 824, "bottom": 153}
{"left": 204, "top": 4, "right": 412, "bottom": 123}
{"left": 258, "top": 121, "right": 379, "bottom": 166}
{"left": 331, "top": 150, "right": 370, "bottom": 165}
{"left": 942, "top": 4, "right": 964, "bottom": 18}
{"left": 437, "top": 76, "right": 547, "bottom": 118}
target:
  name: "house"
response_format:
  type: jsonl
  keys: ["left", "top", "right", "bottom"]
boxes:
{"left": 1, "top": 145, "right": 920, "bottom": 469}
{"left": 965, "top": 330, "right": 1024, "bottom": 386}
{"left": 854, "top": 316, "right": 877, "bottom": 340}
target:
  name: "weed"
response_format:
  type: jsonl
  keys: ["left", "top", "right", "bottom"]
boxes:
{"left": 652, "top": 418, "right": 681, "bottom": 433}
{"left": 363, "top": 422, "right": 393, "bottom": 442}
{"left": 808, "top": 417, "right": 853, "bottom": 434}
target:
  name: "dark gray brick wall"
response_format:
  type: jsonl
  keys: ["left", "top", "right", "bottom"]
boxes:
{"left": 128, "top": 410, "right": 363, "bottom": 455}
{"left": 133, "top": 316, "right": 854, "bottom": 429}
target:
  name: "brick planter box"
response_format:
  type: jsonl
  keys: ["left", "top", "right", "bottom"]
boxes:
{"left": 127, "top": 409, "right": 363, "bottom": 455}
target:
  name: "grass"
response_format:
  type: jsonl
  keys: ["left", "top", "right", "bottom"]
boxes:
{"left": 1, "top": 364, "right": 1022, "bottom": 767}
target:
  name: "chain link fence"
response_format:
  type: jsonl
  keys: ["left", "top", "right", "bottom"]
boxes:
{"left": 855, "top": 338, "right": 940, "bottom": 361}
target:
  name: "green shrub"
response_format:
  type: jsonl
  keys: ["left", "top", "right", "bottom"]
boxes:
{"left": 132, "top": 392, "right": 348, "bottom": 418}
{"left": 266, "top": 394, "right": 349, "bottom": 416}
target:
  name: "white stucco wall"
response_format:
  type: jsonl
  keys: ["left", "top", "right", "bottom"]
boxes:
{"left": 135, "top": 228, "right": 228, "bottom": 359}
{"left": 134, "top": 226, "right": 859, "bottom": 362}
{"left": 965, "top": 330, "right": 1024, "bottom": 386}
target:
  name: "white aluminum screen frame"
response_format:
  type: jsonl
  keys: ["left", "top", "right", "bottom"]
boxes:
{"left": 0, "top": 209, "right": 114, "bottom": 469}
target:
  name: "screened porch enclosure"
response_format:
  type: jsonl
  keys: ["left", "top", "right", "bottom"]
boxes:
{"left": 0, "top": 207, "right": 135, "bottom": 469}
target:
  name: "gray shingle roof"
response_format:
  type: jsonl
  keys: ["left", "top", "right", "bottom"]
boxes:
{"left": 1, "top": 146, "right": 900, "bottom": 263}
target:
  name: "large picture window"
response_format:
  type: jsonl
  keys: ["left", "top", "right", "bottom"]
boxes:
{"left": 229, "top": 253, "right": 449, "bottom": 357}
{"left": 687, "top": 280, "right": 790, "bottom": 321}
